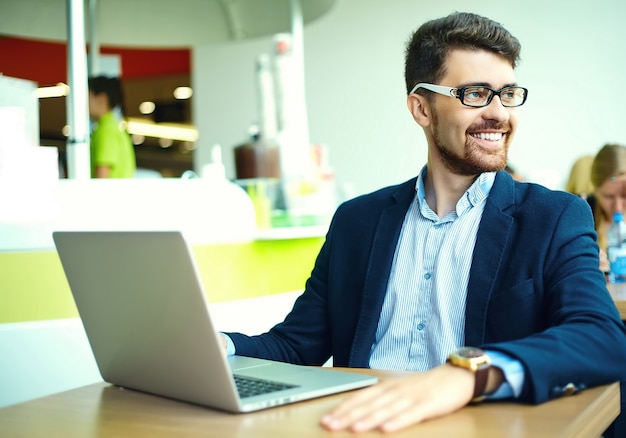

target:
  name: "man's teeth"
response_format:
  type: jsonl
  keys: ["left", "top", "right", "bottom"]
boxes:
{"left": 471, "top": 132, "right": 503, "bottom": 141}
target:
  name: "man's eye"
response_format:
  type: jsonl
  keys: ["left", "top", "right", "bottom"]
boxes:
{"left": 465, "top": 89, "right": 484, "bottom": 99}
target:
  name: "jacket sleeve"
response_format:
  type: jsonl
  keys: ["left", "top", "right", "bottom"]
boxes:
{"left": 225, "top": 224, "right": 335, "bottom": 366}
{"left": 482, "top": 193, "right": 626, "bottom": 404}
{"left": 225, "top": 181, "right": 412, "bottom": 367}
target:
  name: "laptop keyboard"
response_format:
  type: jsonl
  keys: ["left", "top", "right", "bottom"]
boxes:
{"left": 234, "top": 374, "right": 300, "bottom": 398}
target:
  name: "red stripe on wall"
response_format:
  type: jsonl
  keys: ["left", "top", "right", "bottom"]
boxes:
{"left": 0, "top": 36, "right": 190, "bottom": 86}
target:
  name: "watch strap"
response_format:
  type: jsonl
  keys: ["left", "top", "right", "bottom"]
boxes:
{"left": 446, "top": 347, "right": 491, "bottom": 403}
{"left": 471, "top": 360, "right": 490, "bottom": 403}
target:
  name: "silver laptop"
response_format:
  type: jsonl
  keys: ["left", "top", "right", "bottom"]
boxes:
{"left": 52, "top": 230, "right": 377, "bottom": 413}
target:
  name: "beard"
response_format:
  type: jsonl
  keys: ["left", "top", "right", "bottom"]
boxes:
{"left": 431, "top": 108, "right": 510, "bottom": 176}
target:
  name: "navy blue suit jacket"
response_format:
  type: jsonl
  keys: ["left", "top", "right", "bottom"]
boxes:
{"left": 229, "top": 171, "right": 626, "bottom": 405}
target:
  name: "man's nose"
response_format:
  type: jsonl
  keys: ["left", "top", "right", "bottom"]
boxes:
{"left": 482, "top": 95, "right": 510, "bottom": 121}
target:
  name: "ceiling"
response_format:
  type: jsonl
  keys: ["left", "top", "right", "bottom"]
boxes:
{"left": 0, "top": 0, "right": 337, "bottom": 47}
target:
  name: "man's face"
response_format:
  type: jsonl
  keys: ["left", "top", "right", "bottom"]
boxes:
{"left": 426, "top": 49, "right": 519, "bottom": 176}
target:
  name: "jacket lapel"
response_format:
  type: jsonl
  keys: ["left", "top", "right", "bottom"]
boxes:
{"left": 464, "top": 172, "right": 515, "bottom": 346}
{"left": 349, "top": 179, "right": 416, "bottom": 367}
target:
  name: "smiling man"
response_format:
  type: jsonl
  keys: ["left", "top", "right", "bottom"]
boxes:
{"left": 221, "top": 12, "right": 626, "bottom": 436}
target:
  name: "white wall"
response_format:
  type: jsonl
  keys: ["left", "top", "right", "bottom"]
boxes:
{"left": 0, "top": 178, "right": 257, "bottom": 251}
{"left": 193, "top": 0, "right": 626, "bottom": 197}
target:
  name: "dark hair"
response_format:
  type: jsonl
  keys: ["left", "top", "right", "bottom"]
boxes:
{"left": 404, "top": 12, "right": 521, "bottom": 94}
{"left": 88, "top": 75, "right": 125, "bottom": 113}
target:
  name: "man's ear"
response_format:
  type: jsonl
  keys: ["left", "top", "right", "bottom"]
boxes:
{"left": 407, "top": 93, "right": 432, "bottom": 127}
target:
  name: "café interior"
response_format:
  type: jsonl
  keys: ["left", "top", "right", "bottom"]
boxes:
{"left": 1, "top": 0, "right": 626, "bottom": 415}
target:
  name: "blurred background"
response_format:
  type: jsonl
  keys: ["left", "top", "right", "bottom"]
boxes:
{"left": 1, "top": 0, "right": 625, "bottom": 194}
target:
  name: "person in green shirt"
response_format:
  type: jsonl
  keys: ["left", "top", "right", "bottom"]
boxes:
{"left": 88, "top": 76, "right": 136, "bottom": 178}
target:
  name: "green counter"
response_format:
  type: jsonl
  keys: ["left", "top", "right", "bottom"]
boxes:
{"left": 0, "top": 237, "right": 324, "bottom": 324}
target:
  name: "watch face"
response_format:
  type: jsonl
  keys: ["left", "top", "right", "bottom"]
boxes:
{"left": 457, "top": 346, "right": 485, "bottom": 359}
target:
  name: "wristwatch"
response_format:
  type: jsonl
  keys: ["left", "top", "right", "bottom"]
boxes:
{"left": 446, "top": 347, "right": 491, "bottom": 403}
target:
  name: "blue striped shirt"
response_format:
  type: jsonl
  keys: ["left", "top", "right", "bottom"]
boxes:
{"left": 370, "top": 168, "right": 493, "bottom": 371}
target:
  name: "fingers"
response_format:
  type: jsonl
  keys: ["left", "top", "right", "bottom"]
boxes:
{"left": 321, "top": 380, "right": 420, "bottom": 432}
{"left": 320, "top": 365, "right": 474, "bottom": 432}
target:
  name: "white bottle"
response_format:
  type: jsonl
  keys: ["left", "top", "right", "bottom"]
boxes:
{"left": 608, "top": 211, "right": 626, "bottom": 284}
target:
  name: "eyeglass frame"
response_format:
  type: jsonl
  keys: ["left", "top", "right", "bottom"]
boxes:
{"left": 409, "top": 83, "right": 528, "bottom": 108}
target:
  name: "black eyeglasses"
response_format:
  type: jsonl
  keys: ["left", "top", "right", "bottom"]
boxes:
{"left": 409, "top": 83, "right": 528, "bottom": 108}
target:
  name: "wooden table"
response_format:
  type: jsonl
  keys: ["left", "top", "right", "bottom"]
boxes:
{"left": 0, "top": 368, "right": 619, "bottom": 438}
{"left": 608, "top": 282, "right": 626, "bottom": 319}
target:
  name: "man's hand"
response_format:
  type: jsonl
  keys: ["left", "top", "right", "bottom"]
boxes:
{"left": 320, "top": 364, "right": 476, "bottom": 433}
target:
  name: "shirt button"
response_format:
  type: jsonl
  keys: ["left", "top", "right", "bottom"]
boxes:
{"left": 417, "top": 323, "right": 425, "bottom": 330}
{"left": 424, "top": 273, "right": 431, "bottom": 279}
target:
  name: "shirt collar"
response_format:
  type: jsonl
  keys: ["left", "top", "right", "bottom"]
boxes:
{"left": 414, "top": 166, "right": 495, "bottom": 219}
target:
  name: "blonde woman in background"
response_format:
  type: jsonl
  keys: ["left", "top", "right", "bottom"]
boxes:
{"left": 565, "top": 155, "right": 595, "bottom": 199}
{"left": 589, "top": 144, "right": 626, "bottom": 273}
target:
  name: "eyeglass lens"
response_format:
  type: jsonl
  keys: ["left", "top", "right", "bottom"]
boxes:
{"left": 460, "top": 86, "right": 526, "bottom": 107}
